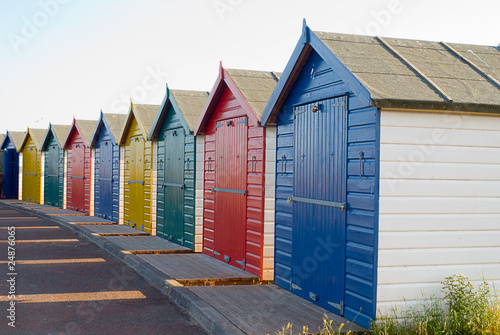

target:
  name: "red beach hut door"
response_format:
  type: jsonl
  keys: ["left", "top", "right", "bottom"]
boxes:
{"left": 71, "top": 144, "right": 85, "bottom": 212}
{"left": 213, "top": 116, "right": 247, "bottom": 269}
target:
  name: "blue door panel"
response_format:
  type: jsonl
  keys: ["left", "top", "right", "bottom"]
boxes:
{"left": 290, "top": 96, "right": 347, "bottom": 316}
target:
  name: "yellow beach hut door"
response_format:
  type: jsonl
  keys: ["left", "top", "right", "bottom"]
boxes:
{"left": 126, "top": 136, "right": 146, "bottom": 231}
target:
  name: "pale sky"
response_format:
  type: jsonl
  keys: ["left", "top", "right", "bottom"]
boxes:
{"left": 0, "top": 0, "right": 498, "bottom": 132}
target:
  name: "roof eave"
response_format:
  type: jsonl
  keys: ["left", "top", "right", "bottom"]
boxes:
{"left": 374, "top": 99, "right": 500, "bottom": 114}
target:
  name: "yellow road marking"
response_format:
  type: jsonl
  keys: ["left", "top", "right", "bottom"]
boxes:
{"left": 0, "top": 291, "right": 146, "bottom": 303}
{"left": 0, "top": 258, "right": 106, "bottom": 264}
{"left": 0, "top": 226, "right": 59, "bottom": 229}
{"left": 0, "top": 239, "right": 79, "bottom": 243}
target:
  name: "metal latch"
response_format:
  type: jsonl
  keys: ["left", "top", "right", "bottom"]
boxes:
{"left": 224, "top": 255, "right": 230, "bottom": 263}
{"left": 309, "top": 292, "right": 318, "bottom": 301}
{"left": 328, "top": 301, "right": 344, "bottom": 316}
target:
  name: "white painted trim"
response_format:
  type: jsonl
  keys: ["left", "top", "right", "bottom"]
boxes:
{"left": 262, "top": 126, "right": 276, "bottom": 281}
{"left": 194, "top": 135, "right": 205, "bottom": 253}
{"left": 118, "top": 145, "right": 124, "bottom": 224}
{"left": 89, "top": 148, "right": 95, "bottom": 216}
{"left": 18, "top": 153, "right": 22, "bottom": 200}
{"left": 151, "top": 140, "right": 157, "bottom": 236}
{"left": 40, "top": 151, "right": 45, "bottom": 204}
{"left": 63, "top": 150, "right": 67, "bottom": 209}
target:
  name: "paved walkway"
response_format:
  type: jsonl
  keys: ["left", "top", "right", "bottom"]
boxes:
{"left": 0, "top": 203, "right": 207, "bottom": 335}
{"left": 0, "top": 200, "right": 366, "bottom": 335}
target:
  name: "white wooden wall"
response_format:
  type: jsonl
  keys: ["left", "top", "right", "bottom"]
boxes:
{"left": 262, "top": 126, "right": 276, "bottom": 281}
{"left": 18, "top": 153, "right": 22, "bottom": 200}
{"left": 40, "top": 151, "right": 45, "bottom": 204}
{"left": 118, "top": 146, "right": 125, "bottom": 224}
{"left": 63, "top": 151, "right": 67, "bottom": 209}
{"left": 89, "top": 148, "right": 95, "bottom": 216}
{"left": 195, "top": 135, "right": 205, "bottom": 252}
{"left": 377, "top": 109, "right": 500, "bottom": 316}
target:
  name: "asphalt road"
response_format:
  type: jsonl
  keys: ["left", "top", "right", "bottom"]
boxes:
{"left": 0, "top": 204, "right": 208, "bottom": 335}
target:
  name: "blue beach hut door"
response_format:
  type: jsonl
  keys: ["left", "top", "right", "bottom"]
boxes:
{"left": 290, "top": 96, "right": 347, "bottom": 316}
{"left": 98, "top": 141, "right": 113, "bottom": 219}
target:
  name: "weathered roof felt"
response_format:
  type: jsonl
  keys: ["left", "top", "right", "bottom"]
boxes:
{"left": 226, "top": 69, "right": 281, "bottom": 120}
{"left": 19, "top": 128, "right": 47, "bottom": 151}
{"left": 261, "top": 25, "right": 500, "bottom": 125}
{"left": 150, "top": 88, "right": 209, "bottom": 139}
{"left": 195, "top": 66, "right": 281, "bottom": 134}
{"left": 42, "top": 124, "right": 71, "bottom": 150}
{"left": 102, "top": 113, "right": 127, "bottom": 143}
{"left": 1, "top": 131, "right": 26, "bottom": 150}
{"left": 75, "top": 120, "right": 99, "bottom": 146}
{"left": 170, "top": 89, "right": 210, "bottom": 132}
{"left": 119, "top": 103, "right": 160, "bottom": 143}
{"left": 316, "top": 31, "right": 500, "bottom": 112}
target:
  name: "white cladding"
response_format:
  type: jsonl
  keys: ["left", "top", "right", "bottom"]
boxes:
{"left": 377, "top": 109, "right": 500, "bottom": 316}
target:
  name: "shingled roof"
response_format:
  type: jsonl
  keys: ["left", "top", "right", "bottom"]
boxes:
{"left": 119, "top": 103, "right": 160, "bottom": 143}
{"left": 75, "top": 120, "right": 99, "bottom": 146}
{"left": 262, "top": 25, "right": 500, "bottom": 125}
{"left": 225, "top": 69, "right": 281, "bottom": 119}
{"left": 41, "top": 124, "right": 70, "bottom": 150}
{"left": 102, "top": 113, "right": 127, "bottom": 143}
{"left": 170, "top": 90, "right": 210, "bottom": 131}
{"left": 317, "top": 32, "right": 500, "bottom": 112}
{"left": 194, "top": 65, "right": 281, "bottom": 134}
{"left": 20, "top": 128, "right": 47, "bottom": 151}
{"left": 1, "top": 131, "right": 26, "bottom": 150}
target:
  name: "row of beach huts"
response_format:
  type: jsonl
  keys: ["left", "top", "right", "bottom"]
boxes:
{"left": 1, "top": 24, "right": 500, "bottom": 327}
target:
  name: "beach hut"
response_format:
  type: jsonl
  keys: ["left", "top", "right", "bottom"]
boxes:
{"left": 0, "top": 134, "right": 4, "bottom": 196}
{"left": 118, "top": 102, "right": 159, "bottom": 233}
{"left": 0, "top": 131, "right": 25, "bottom": 199}
{"left": 194, "top": 64, "right": 279, "bottom": 280}
{"left": 63, "top": 119, "right": 98, "bottom": 214}
{"left": 90, "top": 112, "right": 127, "bottom": 222}
{"left": 41, "top": 124, "right": 70, "bottom": 207}
{"left": 260, "top": 23, "right": 500, "bottom": 327}
{"left": 19, "top": 128, "right": 46, "bottom": 203}
{"left": 149, "top": 87, "right": 209, "bottom": 250}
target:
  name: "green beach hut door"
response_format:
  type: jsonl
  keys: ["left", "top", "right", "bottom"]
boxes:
{"left": 160, "top": 128, "right": 185, "bottom": 244}
{"left": 46, "top": 145, "right": 59, "bottom": 206}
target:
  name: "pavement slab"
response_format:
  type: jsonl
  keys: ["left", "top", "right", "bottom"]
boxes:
{"left": 80, "top": 224, "right": 150, "bottom": 236}
{"left": 138, "top": 253, "right": 259, "bottom": 286}
{"left": 103, "top": 235, "right": 193, "bottom": 254}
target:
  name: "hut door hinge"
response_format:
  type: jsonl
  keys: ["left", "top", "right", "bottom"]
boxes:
{"left": 177, "top": 237, "right": 184, "bottom": 245}
{"left": 235, "top": 259, "right": 245, "bottom": 270}
{"left": 237, "top": 118, "right": 247, "bottom": 125}
{"left": 290, "top": 282, "right": 302, "bottom": 291}
{"left": 213, "top": 250, "right": 221, "bottom": 256}
{"left": 331, "top": 96, "right": 348, "bottom": 110}
{"left": 328, "top": 300, "right": 344, "bottom": 316}
{"left": 215, "top": 123, "right": 223, "bottom": 129}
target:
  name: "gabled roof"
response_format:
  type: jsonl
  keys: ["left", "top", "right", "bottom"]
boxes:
{"left": 118, "top": 102, "right": 160, "bottom": 144}
{"left": 0, "top": 131, "right": 26, "bottom": 150}
{"left": 90, "top": 111, "right": 127, "bottom": 147}
{"left": 194, "top": 63, "right": 280, "bottom": 135}
{"left": 261, "top": 22, "right": 500, "bottom": 125}
{"left": 149, "top": 86, "right": 209, "bottom": 139}
{"left": 19, "top": 128, "right": 47, "bottom": 152}
{"left": 41, "top": 124, "right": 71, "bottom": 150}
{"left": 63, "top": 118, "right": 99, "bottom": 149}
